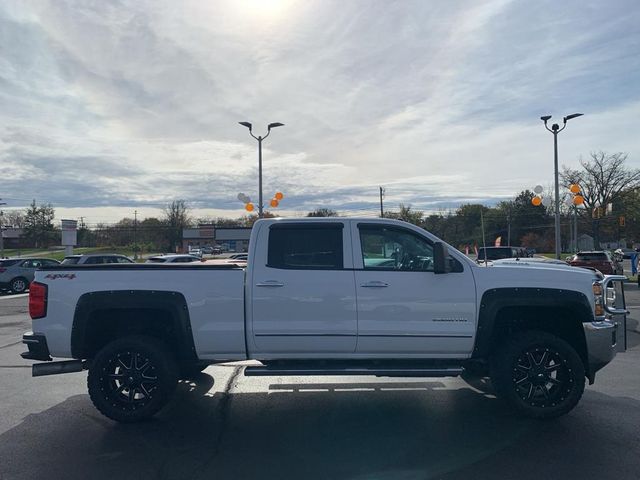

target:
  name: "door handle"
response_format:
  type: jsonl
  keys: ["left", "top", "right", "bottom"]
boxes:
{"left": 360, "top": 281, "right": 389, "bottom": 288}
{"left": 256, "top": 280, "right": 285, "bottom": 287}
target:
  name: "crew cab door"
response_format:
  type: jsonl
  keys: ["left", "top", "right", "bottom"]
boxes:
{"left": 248, "top": 222, "right": 357, "bottom": 355}
{"left": 352, "top": 222, "right": 476, "bottom": 356}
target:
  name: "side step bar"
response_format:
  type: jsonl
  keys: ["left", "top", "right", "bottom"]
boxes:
{"left": 244, "top": 366, "right": 463, "bottom": 378}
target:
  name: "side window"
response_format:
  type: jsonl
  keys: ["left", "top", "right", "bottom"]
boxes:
{"left": 43, "top": 260, "right": 59, "bottom": 266}
{"left": 84, "top": 257, "right": 102, "bottom": 265}
{"left": 268, "top": 226, "right": 343, "bottom": 269}
{"left": 115, "top": 257, "right": 131, "bottom": 263}
{"left": 22, "top": 260, "right": 35, "bottom": 268}
{"left": 360, "top": 226, "right": 434, "bottom": 272}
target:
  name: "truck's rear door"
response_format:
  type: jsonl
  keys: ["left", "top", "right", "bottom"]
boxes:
{"left": 248, "top": 221, "right": 357, "bottom": 355}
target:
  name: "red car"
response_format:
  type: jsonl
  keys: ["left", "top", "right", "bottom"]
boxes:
{"left": 567, "top": 251, "right": 623, "bottom": 275}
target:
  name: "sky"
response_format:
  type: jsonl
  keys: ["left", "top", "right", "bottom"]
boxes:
{"left": 1, "top": 0, "right": 639, "bottom": 225}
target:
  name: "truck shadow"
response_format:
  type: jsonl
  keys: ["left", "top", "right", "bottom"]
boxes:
{"left": 1, "top": 372, "right": 639, "bottom": 480}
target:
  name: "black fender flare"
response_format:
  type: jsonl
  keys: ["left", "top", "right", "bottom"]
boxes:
{"left": 71, "top": 290, "right": 197, "bottom": 366}
{"left": 472, "top": 287, "right": 593, "bottom": 359}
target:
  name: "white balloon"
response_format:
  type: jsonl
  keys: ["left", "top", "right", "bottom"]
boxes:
{"left": 237, "top": 193, "right": 245, "bottom": 201}
{"left": 542, "top": 197, "right": 552, "bottom": 207}
{"left": 534, "top": 185, "right": 543, "bottom": 194}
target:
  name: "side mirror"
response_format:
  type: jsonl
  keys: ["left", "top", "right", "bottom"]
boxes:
{"left": 434, "top": 242, "right": 451, "bottom": 274}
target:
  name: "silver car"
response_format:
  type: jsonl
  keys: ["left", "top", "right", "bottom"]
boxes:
{"left": 145, "top": 254, "right": 202, "bottom": 263}
{"left": 0, "top": 258, "right": 61, "bottom": 293}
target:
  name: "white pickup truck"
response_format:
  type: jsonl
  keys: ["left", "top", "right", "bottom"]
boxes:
{"left": 22, "top": 218, "right": 627, "bottom": 422}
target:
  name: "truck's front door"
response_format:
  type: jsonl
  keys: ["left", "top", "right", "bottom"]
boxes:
{"left": 352, "top": 223, "right": 476, "bottom": 356}
{"left": 249, "top": 222, "right": 357, "bottom": 355}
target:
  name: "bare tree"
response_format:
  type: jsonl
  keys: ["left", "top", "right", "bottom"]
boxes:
{"left": 163, "top": 200, "right": 191, "bottom": 252}
{"left": 562, "top": 152, "right": 640, "bottom": 245}
{"left": 307, "top": 208, "right": 339, "bottom": 217}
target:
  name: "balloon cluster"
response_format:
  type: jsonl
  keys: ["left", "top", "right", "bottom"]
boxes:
{"left": 237, "top": 192, "right": 285, "bottom": 212}
{"left": 531, "top": 184, "right": 584, "bottom": 207}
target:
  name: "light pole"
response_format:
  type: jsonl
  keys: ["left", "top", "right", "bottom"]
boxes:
{"left": 0, "top": 200, "right": 6, "bottom": 259}
{"left": 239, "top": 121, "right": 285, "bottom": 218}
{"left": 540, "top": 113, "right": 583, "bottom": 259}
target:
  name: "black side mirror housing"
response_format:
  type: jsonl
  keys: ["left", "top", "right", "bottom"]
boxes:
{"left": 434, "top": 242, "right": 451, "bottom": 274}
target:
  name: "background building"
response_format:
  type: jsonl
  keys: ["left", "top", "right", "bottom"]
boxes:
{"left": 182, "top": 225, "right": 251, "bottom": 252}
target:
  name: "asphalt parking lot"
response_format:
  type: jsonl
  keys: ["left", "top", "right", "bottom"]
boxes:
{"left": 1, "top": 289, "right": 639, "bottom": 480}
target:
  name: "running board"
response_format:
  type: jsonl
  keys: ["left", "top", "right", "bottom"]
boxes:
{"left": 244, "top": 366, "right": 463, "bottom": 378}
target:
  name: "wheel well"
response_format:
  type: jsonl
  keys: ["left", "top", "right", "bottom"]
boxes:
{"left": 79, "top": 307, "right": 195, "bottom": 369}
{"left": 489, "top": 306, "right": 589, "bottom": 373}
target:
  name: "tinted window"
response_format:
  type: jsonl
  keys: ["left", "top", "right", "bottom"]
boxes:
{"left": 115, "top": 256, "right": 133, "bottom": 263}
{"left": 268, "top": 226, "right": 343, "bottom": 269}
{"left": 83, "top": 256, "right": 104, "bottom": 264}
{"left": 576, "top": 253, "right": 608, "bottom": 261}
{"left": 0, "top": 260, "right": 21, "bottom": 267}
{"left": 42, "top": 260, "right": 59, "bottom": 266}
{"left": 147, "top": 257, "right": 166, "bottom": 263}
{"left": 360, "top": 225, "right": 434, "bottom": 272}
{"left": 22, "top": 260, "right": 43, "bottom": 268}
{"left": 477, "top": 247, "right": 513, "bottom": 260}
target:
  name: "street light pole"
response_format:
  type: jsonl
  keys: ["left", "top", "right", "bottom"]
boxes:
{"left": 239, "top": 121, "right": 284, "bottom": 218}
{"left": 0, "top": 200, "right": 6, "bottom": 259}
{"left": 541, "top": 113, "right": 583, "bottom": 259}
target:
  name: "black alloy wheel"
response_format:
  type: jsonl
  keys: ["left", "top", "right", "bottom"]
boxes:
{"left": 88, "top": 336, "right": 178, "bottom": 423}
{"left": 491, "top": 331, "right": 585, "bottom": 419}
{"left": 512, "top": 347, "right": 574, "bottom": 408}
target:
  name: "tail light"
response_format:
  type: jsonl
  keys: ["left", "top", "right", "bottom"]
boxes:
{"left": 29, "top": 282, "right": 48, "bottom": 319}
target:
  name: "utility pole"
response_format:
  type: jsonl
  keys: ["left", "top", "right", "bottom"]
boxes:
{"left": 507, "top": 206, "right": 511, "bottom": 246}
{"left": 133, "top": 210, "right": 138, "bottom": 260}
{"left": 379, "top": 187, "right": 385, "bottom": 218}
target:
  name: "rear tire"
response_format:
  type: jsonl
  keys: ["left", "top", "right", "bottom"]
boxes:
{"left": 88, "top": 335, "right": 178, "bottom": 423}
{"left": 490, "top": 331, "right": 585, "bottom": 419}
{"left": 10, "top": 277, "right": 28, "bottom": 294}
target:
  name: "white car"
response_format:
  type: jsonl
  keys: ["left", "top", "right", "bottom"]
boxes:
{"left": 146, "top": 254, "right": 202, "bottom": 264}
{"left": 61, "top": 254, "right": 134, "bottom": 265}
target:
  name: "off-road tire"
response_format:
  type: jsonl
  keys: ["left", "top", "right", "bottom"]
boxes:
{"left": 88, "top": 335, "right": 178, "bottom": 423}
{"left": 490, "top": 330, "right": 585, "bottom": 419}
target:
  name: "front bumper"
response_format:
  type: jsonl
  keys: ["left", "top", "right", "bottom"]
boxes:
{"left": 583, "top": 320, "right": 617, "bottom": 383}
{"left": 21, "top": 331, "right": 52, "bottom": 361}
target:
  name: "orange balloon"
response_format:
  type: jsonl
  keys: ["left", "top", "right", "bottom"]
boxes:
{"left": 270, "top": 199, "right": 279, "bottom": 208}
{"left": 245, "top": 203, "right": 254, "bottom": 212}
{"left": 570, "top": 184, "right": 581, "bottom": 194}
{"left": 532, "top": 196, "right": 542, "bottom": 206}
{"left": 573, "top": 195, "right": 584, "bottom": 205}
{"left": 275, "top": 192, "right": 284, "bottom": 200}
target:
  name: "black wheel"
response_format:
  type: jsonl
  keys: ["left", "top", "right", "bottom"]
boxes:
{"left": 491, "top": 331, "right": 585, "bottom": 419}
{"left": 88, "top": 335, "right": 178, "bottom": 423}
{"left": 10, "top": 277, "right": 28, "bottom": 294}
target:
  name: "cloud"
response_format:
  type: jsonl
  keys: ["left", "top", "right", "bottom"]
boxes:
{"left": 0, "top": 0, "right": 639, "bottom": 224}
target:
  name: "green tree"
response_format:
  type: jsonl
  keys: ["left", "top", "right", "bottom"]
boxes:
{"left": 23, "top": 200, "right": 56, "bottom": 248}
{"left": 386, "top": 204, "right": 423, "bottom": 225}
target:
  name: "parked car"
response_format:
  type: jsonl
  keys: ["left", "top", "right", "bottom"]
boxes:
{"left": 476, "top": 246, "right": 524, "bottom": 262}
{"left": 567, "top": 251, "right": 624, "bottom": 275}
{"left": 61, "top": 254, "right": 134, "bottom": 265}
{"left": 145, "top": 254, "right": 202, "bottom": 263}
{"left": 228, "top": 253, "right": 248, "bottom": 260}
{"left": 0, "top": 258, "right": 60, "bottom": 293}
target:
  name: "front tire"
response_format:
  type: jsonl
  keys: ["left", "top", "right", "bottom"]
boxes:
{"left": 88, "top": 335, "right": 178, "bottom": 423}
{"left": 10, "top": 277, "right": 28, "bottom": 294}
{"left": 490, "top": 331, "right": 585, "bottom": 419}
